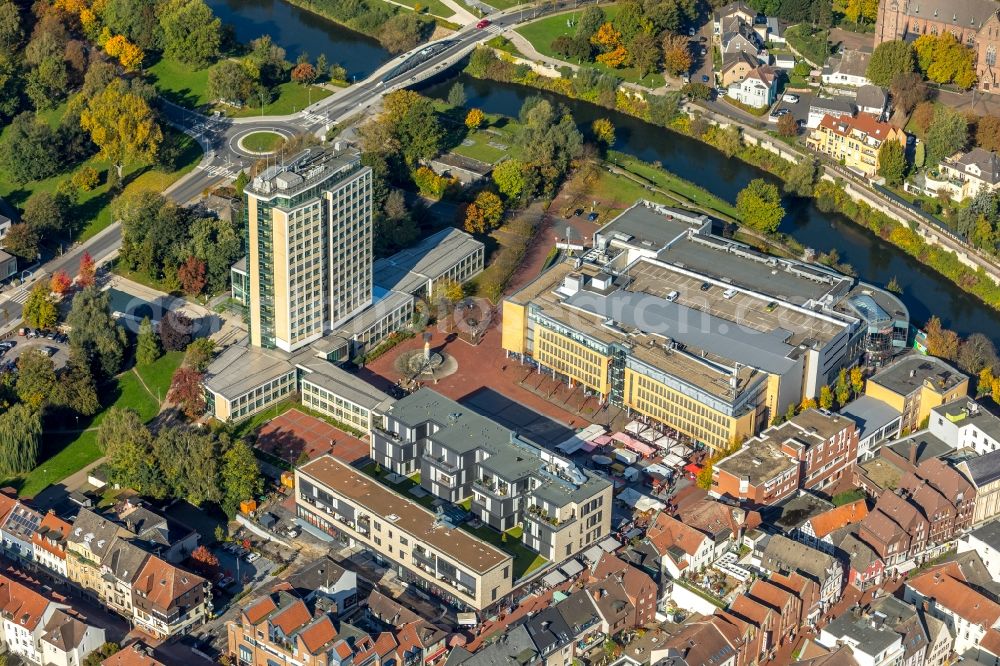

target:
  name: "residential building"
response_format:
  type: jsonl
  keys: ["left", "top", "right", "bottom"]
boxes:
{"left": 590, "top": 553, "right": 658, "bottom": 633}
{"left": 522, "top": 606, "right": 576, "bottom": 666}
{"left": 1, "top": 498, "right": 42, "bottom": 563}
{"left": 373, "top": 227, "right": 484, "bottom": 299}
{"left": 768, "top": 493, "right": 835, "bottom": 541}
{"left": 39, "top": 609, "right": 106, "bottom": 666}
{"left": 0, "top": 249, "right": 14, "bottom": 282}
{"left": 806, "top": 97, "right": 856, "bottom": 129}
{"left": 101, "top": 644, "right": 165, "bottom": 666}
{"left": 447, "top": 625, "right": 539, "bottom": 666}
{"left": 798, "top": 499, "right": 869, "bottom": 554}
{"left": 645, "top": 512, "right": 714, "bottom": 578}
{"left": 875, "top": 0, "right": 1000, "bottom": 93}
{"left": 721, "top": 51, "right": 762, "bottom": 87}
{"left": 553, "top": 589, "right": 604, "bottom": 655}
{"left": 746, "top": 578, "right": 802, "bottom": 646}
{"left": 0, "top": 572, "right": 68, "bottom": 665}
{"left": 0, "top": 213, "right": 10, "bottom": 240}
{"left": 285, "top": 555, "right": 359, "bottom": 615}
{"left": 930, "top": 398, "right": 1000, "bottom": 455}
{"left": 131, "top": 554, "right": 210, "bottom": 638}
{"left": 840, "top": 395, "right": 902, "bottom": 461}
{"left": 959, "top": 520, "right": 1000, "bottom": 579}
{"left": 112, "top": 499, "right": 199, "bottom": 564}
{"left": 837, "top": 529, "right": 884, "bottom": 590}
{"left": 658, "top": 621, "right": 738, "bottom": 666}
{"left": 713, "top": 1, "right": 756, "bottom": 34}
{"left": 65, "top": 508, "right": 133, "bottom": 600}
{"left": 897, "top": 457, "right": 976, "bottom": 545}
{"left": 711, "top": 439, "right": 799, "bottom": 505}
{"left": 759, "top": 534, "right": 842, "bottom": 617}
{"left": 904, "top": 561, "right": 1000, "bottom": 655}
{"left": 864, "top": 354, "right": 969, "bottom": 434}
{"left": 959, "top": 449, "right": 1000, "bottom": 525}
{"left": 245, "top": 147, "right": 373, "bottom": 353}
{"left": 793, "top": 646, "right": 860, "bottom": 666}
{"left": 503, "top": 202, "right": 905, "bottom": 452}
{"left": 32, "top": 510, "right": 72, "bottom": 578}
{"left": 935, "top": 148, "right": 1000, "bottom": 201}
{"left": 296, "top": 454, "right": 516, "bottom": 611}
{"left": 856, "top": 85, "right": 889, "bottom": 118}
{"left": 727, "top": 65, "right": 779, "bottom": 108}
{"left": 369, "top": 389, "right": 612, "bottom": 565}
{"left": 817, "top": 609, "right": 904, "bottom": 666}
{"left": 857, "top": 490, "right": 928, "bottom": 568}
{"left": 807, "top": 113, "right": 907, "bottom": 178}
{"left": 821, "top": 49, "right": 872, "bottom": 88}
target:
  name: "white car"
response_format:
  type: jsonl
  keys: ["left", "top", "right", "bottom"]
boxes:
{"left": 245, "top": 552, "right": 260, "bottom": 563}
{"left": 782, "top": 93, "right": 799, "bottom": 103}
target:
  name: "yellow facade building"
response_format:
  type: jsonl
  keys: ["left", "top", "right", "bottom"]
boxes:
{"left": 807, "top": 113, "right": 907, "bottom": 177}
{"left": 864, "top": 354, "right": 968, "bottom": 434}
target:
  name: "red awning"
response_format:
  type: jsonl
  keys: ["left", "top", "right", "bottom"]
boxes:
{"left": 684, "top": 463, "right": 702, "bottom": 475}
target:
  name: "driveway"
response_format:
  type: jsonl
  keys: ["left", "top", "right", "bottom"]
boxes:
{"left": 1, "top": 335, "right": 70, "bottom": 370}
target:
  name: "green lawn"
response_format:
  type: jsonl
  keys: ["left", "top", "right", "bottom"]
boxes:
{"left": 609, "top": 152, "right": 741, "bottom": 219}
{"left": 487, "top": 35, "right": 523, "bottom": 56}
{"left": 784, "top": 25, "right": 830, "bottom": 66}
{"left": 18, "top": 431, "right": 101, "bottom": 499}
{"left": 241, "top": 131, "right": 285, "bottom": 154}
{"left": 452, "top": 128, "right": 513, "bottom": 164}
{"left": 392, "top": 0, "right": 454, "bottom": 19}
{"left": 461, "top": 522, "right": 547, "bottom": 580}
{"left": 134, "top": 351, "right": 184, "bottom": 403}
{"left": 832, "top": 489, "right": 867, "bottom": 506}
{"left": 228, "top": 82, "right": 333, "bottom": 118}
{"left": 482, "top": 0, "right": 522, "bottom": 9}
{"left": 147, "top": 57, "right": 212, "bottom": 108}
{"left": 515, "top": 8, "right": 666, "bottom": 87}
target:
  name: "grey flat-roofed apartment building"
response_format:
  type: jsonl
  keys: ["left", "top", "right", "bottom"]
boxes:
{"left": 371, "top": 388, "right": 612, "bottom": 565}
{"left": 373, "top": 227, "right": 485, "bottom": 298}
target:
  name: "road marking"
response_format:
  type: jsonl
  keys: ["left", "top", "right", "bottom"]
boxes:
{"left": 2, "top": 288, "right": 29, "bottom": 305}
{"left": 196, "top": 164, "right": 238, "bottom": 178}
{"left": 484, "top": 25, "right": 505, "bottom": 34}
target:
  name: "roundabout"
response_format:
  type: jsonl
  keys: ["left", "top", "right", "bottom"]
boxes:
{"left": 233, "top": 129, "right": 293, "bottom": 157}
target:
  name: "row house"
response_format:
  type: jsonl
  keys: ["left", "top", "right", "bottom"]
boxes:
{"left": 857, "top": 491, "right": 928, "bottom": 570}
{"left": 960, "top": 449, "right": 1000, "bottom": 526}
{"left": 101, "top": 643, "right": 166, "bottom": 666}
{"left": 39, "top": 609, "right": 106, "bottom": 666}
{"left": 658, "top": 620, "right": 738, "bottom": 666}
{"left": 959, "top": 520, "right": 1000, "bottom": 580}
{"left": 727, "top": 594, "right": 780, "bottom": 663}
{"left": 816, "top": 609, "right": 904, "bottom": 666}
{"left": 32, "top": 511, "right": 72, "bottom": 578}
{"left": 585, "top": 553, "right": 658, "bottom": 636}
{"left": 897, "top": 458, "right": 976, "bottom": 546}
{"left": 360, "top": 590, "right": 448, "bottom": 666}
{"left": 644, "top": 512, "right": 715, "bottom": 579}
{"left": 904, "top": 561, "right": 1000, "bottom": 656}
{"left": 131, "top": 554, "right": 211, "bottom": 639}
{"left": 0, "top": 491, "right": 42, "bottom": 564}
{"left": 746, "top": 579, "right": 803, "bottom": 647}
{"left": 836, "top": 529, "right": 885, "bottom": 591}
{"left": 759, "top": 535, "right": 842, "bottom": 619}
{"left": 796, "top": 499, "right": 869, "bottom": 554}
{"left": 806, "top": 113, "right": 907, "bottom": 178}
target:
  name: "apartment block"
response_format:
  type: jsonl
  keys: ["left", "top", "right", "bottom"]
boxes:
{"left": 712, "top": 409, "right": 859, "bottom": 504}
{"left": 370, "top": 389, "right": 612, "bottom": 564}
{"left": 245, "top": 148, "right": 373, "bottom": 352}
{"left": 865, "top": 355, "right": 968, "bottom": 434}
{"left": 503, "top": 202, "right": 907, "bottom": 451}
{"left": 295, "top": 454, "right": 515, "bottom": 611}
{"left": 806, "top": 113, "right": 907, "bottom": 177}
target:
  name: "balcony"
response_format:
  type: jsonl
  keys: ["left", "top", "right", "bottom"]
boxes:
{"left": 422, "top": 453, "right": 459, "bottom": 473}
{"left": 473, "top": 478, "right": 510, "bottom": 498}
{"left": 412, "top": 548, "right": 437, "bottom": 570}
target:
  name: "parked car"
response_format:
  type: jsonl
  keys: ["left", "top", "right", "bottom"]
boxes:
{"left": 587, "top": 212, "right": 599, "bottom": 222}
{"left": 700, "top": 47, "right": 707, "bottom": 56}
{"left": 782, "top": 93, "right": 799, "bottom": 103}
{"left": 245, "top": 552, "right": 260, "bottom": 563}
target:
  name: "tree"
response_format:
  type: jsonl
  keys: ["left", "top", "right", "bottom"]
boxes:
{"left": 592, "top": 23, "right": 627, "bottom": 68}
{"left": 661, "top": 32, "right": 691, "bottom": 76}
{"left": 925, "top": 106, "right": 968, "bottom": 166}
{"left": 98, "top": 407, "right": 165, "bottom": 496}
{"left": 0, "top": 404, "right": 41, "bottom": 477}
{"left": 924, "top": 315, "right": 960, "bottom": 360}
{"left": 50, "top": 270, "right": 72, "bottom": 295}
{"left": 492, "top": 159, "right": 526, "bottom": 201}
{"left": 784, "top": 156, "right": 818, "bottom": 197}
{"left": 361, "top": 90, "right": 443, "bottom": 177}
{"left": 696, "top": 459, "right": 714, "bottom": 490}
{"left": 169, "top": 366, "right": 206, "bottom": 418}
{"left": 819, "top": 385, "right": 834, "bottom": 410}
{"left": 592, "top": 118, "right": 615, "bottom": 147}
{"left": 22, "top": 191, "right": 67, "bottom": 238}
{"left": 736, "top": 179, "right": 785, "bottom": 233}
{"left": 576, "top": 5, "right": 606, "bottom": 40}
{"left": 914, "top": 33, "right": 977, "bottom": 88}
{"left": 136, "top": 316, "right": 161, "bottom": 367}
{"left": 222, "top": 439, "right": 263, "bottom": 516}
{"left": 82, "top": 643, "right": 121, "bottom": 666}
{"left": 71, "top": 166, "right": 100, "bottom": 191}
{"left": 866, "top": 40, "right": 915, "bottom": 87}
{"left": 207, "top": 60, "right": 256, "bottom": 106}
{"left": 158, "top": 0, "right": 221, "bottom": 68}
{"left": 377, "top": 13, "right": 424, "bottom": 54}
{"left": 189, "top": 544, "right": 219, "bottom": 575}
{"left": 291, "top": 62, "right": 317, "bottom": 84}
{"left": 464, "top": 191, "right": 504, "bottom": 233}
{"left": 877, "top": 139, "right": 908, "bottom": 186}
{"left": 77, "top": 251, "right": 96, "bottom": 288}
{"left": 447, "top": 81, "right": 466, "bottom": 107}
{"left": 52, "top": 350, "right": 100, "bottom": 416}
{"left": 850, "top": 366, "right": 864, "bottom": 396}
{"left": 712, "top": 125, "right": 742, "bottom": 156}
{"left": 911, "top": 101, "right": 936, "bottom": 136}
{"left": 0, "top": 113, "right": 61, "bottom": 184}
{"left": 160, "top": 311, "right": 195, "bottom": 352}
{"left": 2, "top": 224, "right": 38, "bottom": 260}
{"left": 834, "top": 368, "right": 850, "bottom": 407}
{"left": 975, "top": 114, "right": 1000, "bottom": 152}
{"left": 629, "top": 31, "right": 660, "bottom": 79}
{"left": 185, "top": 337, "right": 215, "bottom": 372}
{"left": 0, "top": 0, "right": 22, "bottom": 52}
{"left": 67, "top": 287, "right": 128, "bottom": 379}
{"left": 177, "top": 256, "right": 207, "bottom": 296}
{"left": 890, "top": 71, "right": 928, "bottom": 115}
{"left": 103, "top": 33, "right": 143, "bottom": 71}
{"left": 16, "top": 349, "right": 56, "bottom": 409}
{"left": 153, "top": 425, "right": 219, "bottom": 504}
{"left": 465, "top": 108, "right": 485, "bottom": 130}
{"left": 958, "top": 332, "right": 998, "bottom": 375}
{"left": 81, "top": 79, "right": 163, "bottom": 181}
{"left": 776, "top": 112, "right": 797, "bottom": 138}
{"left": 328, "top": 63, "right": 346, "bottom": 82}
{"left": 22, "top": 284, "right": 57, "bottom": 329}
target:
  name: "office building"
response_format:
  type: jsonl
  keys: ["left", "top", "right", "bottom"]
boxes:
{"left": 370, "top": 389, "right": 613, "bottom": 564}
{"left": 502, "top": 202, "right": 906, "bottom": 450}
{"left": 865, "top": 355, "right": 968, "bottom": 434}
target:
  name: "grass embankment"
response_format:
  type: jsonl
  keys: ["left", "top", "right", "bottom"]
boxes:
{"left": 516, "top": 7, "right": 667, "bottom": 87}
{"left": 12, "top": 352, "right": 184, "bottom": 498}
{"left": 0, "top": 104, "right": 201, "bottom": 242}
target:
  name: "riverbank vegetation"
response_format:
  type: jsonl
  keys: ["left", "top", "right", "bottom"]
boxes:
{"left": 283, "top": 0, "right": 443, "bottom": 51}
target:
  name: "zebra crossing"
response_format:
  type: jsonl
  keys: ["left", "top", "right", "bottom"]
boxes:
{"left": 300, "top": 112, "right": 329, "bottom": 126}
{"left": 482, "top": 24, "right": 506, "bottom": 35}
{"left": 196, "top": 164, "right": 238, "bottom": 179}
{"left": 2, "top": 288, "right": 29, "bottom": 306}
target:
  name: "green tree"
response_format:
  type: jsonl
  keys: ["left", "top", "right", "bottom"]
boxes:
{"left": 0, "top": 404, "right": 41, "bottom": 477}
{"left": 158, "top": 0, "right": 221, "bottom": 68}
{"left": 890, "top": 71, "right": 928, "bottom": 115}
{"left": 16, "top": 348, "right": 55, "bottom": 409}
{"left": 67, "top": 287, "right": 129, "bottom": 379}
{"left": 866, "top": 40, "right": 915, "bottom": 87}
{"left": 629, "top": 31, "right": 660, "bottom": 79}
{"left": 52, "top": 351, "right": 100, "bottom": 416}
{"left": 100, "top": 408, "right": 166, "bottom": 497}
{"left": 377, "top": 13, "right": 425, "bottom": 54}
{"left": 513, "top": 97, "right": 583, "bottom": 196}
{"left": 185, "top": 337, "right": 216, "bottom": 372}
{"left": 153, "top": 426, "right": 221, "bottom": 506}
{"left": 492, "top": 159, "right": 526, "bottom": 201}
{"left": 834, "top": 368, "right": 851, "bottom": 407}
{"left": 80, "top": 79, "right": 163, "bottom": 181}
{"left": 925, "top": 106, "right": 969, "bottom": 166}
{"left": 713, "top": 125, "right": 742, "bottom": 157}
{"left": 877, "top": 139, "right": 908, "bottom": 186}
{"left": 136, "top": 316, "right": 161, "bottom": 366}
{"left": 360, "top": 90, "right": 443, "bottom": 179}
{"left": 0, "top": 0, "right": 22, "bottom": 52}
{"left": 222, "top": 439, "right": 263, "bottom": 516}
{"left": 576, "top": 5, "right": 606, "bottom": 40}
{"left": 1, "top": 224, "right": 39, "bottom": 260}
{"left": 736, "top": 179, "right": 785, "bottom": 234}
{"left": 784, "top": 156, "right": 819, "bottom": 197}
{"left": 0, "top": 113, "right": 61, "bottom": 184}
{"left": 207, "top": 60, "right": 257, "bottom": 106}
{"left": 22, "top": 284, "right": 57, "bottom": 329}
{"left": 22, "top": 191, "right": 67, "bottom": 238}
{"left": 447, "top": 81, "right": 466, "bottom": 107}
{"left": 819, "top": 384, "right": 834, "bottom": 409}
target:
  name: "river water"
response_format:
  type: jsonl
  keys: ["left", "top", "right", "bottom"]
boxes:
{"left": 418, "top": 74, "right": 1000, "bottom": 343}
{"left": 205, "top": 0, "right": 392, "bottom": 79}
{"left": 205, "top": 0, "right": 1000, "bottom": 343}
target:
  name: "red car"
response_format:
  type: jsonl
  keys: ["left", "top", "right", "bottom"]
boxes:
{"left": 476, "top": 18, "right": 491, "bottom": 29}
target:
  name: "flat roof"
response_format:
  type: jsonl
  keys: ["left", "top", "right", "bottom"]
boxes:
{"left": 204, "top": 339, "right": 295, "bottom": 398}
{"left": 824, "top": 612, "right": 900, "bottom": 655}
{"left": 297, "top": 359, "right": 395, "bottom": 411}
{"left": 594, "top": 201, "right": 709, "bottom": 253}
{"left": 715, "top": 440, "right": 796, "bottom": 486}
{"left": 373, "top": 228, "right": 483, "bottom": 295}
{"left": 869, "top": 354, "right": 966, "bottom": 397}
{"left": 299, "top": 455, "right": 511, "bottom": 574}
{"left": 932, "top": 399, "right": 1000, "bottom": 442}
{"left": 246, "top": 147, "right": 364, "bottom": 201}
{"left": 840, "top": 396, "right": 901, "bottom": 441}
{"left": 886, "top": 430, "right": 953, "bottom": 463}
{"left": 767, "top": 493, "right": 834, "bottom": 532}
{"left": 335, "top": 289, "right": 413, "bottom": 338}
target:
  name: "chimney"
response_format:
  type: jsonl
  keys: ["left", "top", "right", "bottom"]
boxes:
{"left": 909, "top": 443, "right": 918, "bottom": 466}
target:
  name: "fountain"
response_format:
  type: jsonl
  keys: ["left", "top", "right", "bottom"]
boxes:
{"left": 394, "top": 331, "right": 458, "bottom": 382}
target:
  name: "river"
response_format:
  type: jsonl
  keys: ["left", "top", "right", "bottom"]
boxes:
{"left": 205, "top": 0, "right": 1000, "bottom": 343}
{"left": 417, "top": 74, "right": 1000, "bottom": 344}
{"left": 205, "top": 0, "right": 392, "bottom": 79}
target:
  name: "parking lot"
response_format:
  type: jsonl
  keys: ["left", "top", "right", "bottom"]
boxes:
{"left": 0, "top": 333, "right": 70, "bottom": 371}
{"left": 209, "top": 539, "right": 279, "bottom": 602}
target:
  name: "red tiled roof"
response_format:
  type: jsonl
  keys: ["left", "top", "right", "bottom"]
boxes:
{"left": 101, "top": 644, "right": 166, "bottom": 666}
{"left": 298, "top": 615, "right": 338, "bottom": 655}
{"left": 817, "top": 112, "right": 901, "bottom": 141}
{"left": 646, "top": 512, "right": 708, "bottom": 558}
{"left": 808, "top": 500, "right": 869, "bottom": 538}
{"left": 269, "top": 599, "right": 312, "bottom": 636}
{"left": 908, "top": 564, "right": 1000, "bottom": 627}
{"left": 132, "top": 556, "right": 205, "bottom": 613}
{"left": 244, "top": 595, "right": 278, "bottom": 625}
{"left": 0, "top": 573, "right": 52, "bottom": 631}
{"left": 32, "top": 511, "right": 71, "bottom": 559}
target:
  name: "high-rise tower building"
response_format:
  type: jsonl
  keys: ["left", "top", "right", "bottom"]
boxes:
{"left": 244, "top": 147, "right": 372, "bottom": 352}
